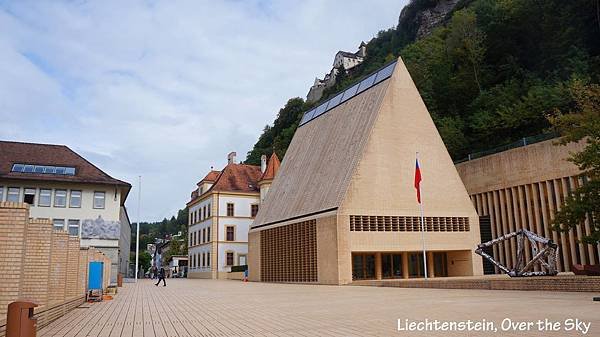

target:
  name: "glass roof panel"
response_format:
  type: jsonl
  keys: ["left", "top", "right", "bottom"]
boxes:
{"left": 373, "top": 61, "right": 396, "bottom": 85}
{"left": 299, "top": 109, "right": 316, "bottom": 126}
{"left": 356, "top": 73, "right": 377, "bottom": 94}
{"left": 340, "top": 83, "right": 360, "bottom": 103}
{"left": 326, "top": 92, "right": 344, "bottom": 111}
{"left": 312, "top": 101, "right": 329, "bottom": 119}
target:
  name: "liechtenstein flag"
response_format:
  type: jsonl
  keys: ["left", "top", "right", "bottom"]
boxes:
{"left": 414, "top": 158, "right": 422, "bottom": 204}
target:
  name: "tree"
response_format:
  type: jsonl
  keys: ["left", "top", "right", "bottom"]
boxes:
{"left": 132, "top": 251, "right": 152, "bottom": 273}
{"left": 550, "top": 80, "right": 600, "bottom": 243}
{"left": 446, "top": 9, "right": 485, "bottom": 92}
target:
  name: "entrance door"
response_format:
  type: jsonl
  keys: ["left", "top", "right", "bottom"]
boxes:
{"left": 352, "top": 253, "right": 376, "bottom": 280}
{"left": 382, "top": 254, "right": 403, "bottom": 278}
{"left": 408, "top": 253, "right": 425, "bottom": 278}
{"left": 433, "top": 252, "right": 448, "bottom": 277}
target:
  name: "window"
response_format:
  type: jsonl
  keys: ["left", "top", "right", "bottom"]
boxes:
{"left": 203, "top": 206, "right": 207, "bottom": 219}
{"left": 70, "top": 190, "right": 82, "bottom": 208}
{"left": 207, "top": 227, "right": 211, "bottom": 242}
{"left": 202, "top": 253, "right": 205, "bottom": 267}
{"left": 39, "top": 189, "right": 51, "bottom": 207}
{"left": 23, "top": 188, "right": 35, "bottom": 205}
{"left": 226, "top": 203, "right": 234, "bottom": 216}
{"left": 54, "top": 190, "right": 67, "bottom": 207}
{"left": 189, "top": 233, "right": 192, "bottom": 246}
{"left": 53, "top": 219, "right": 65, "bottom": 231}
{"left": 202, "top": 228, "right": 206, "bottom": 243}
{"left": 238, "top": 254, "right": 247, "bottom": 266}
{"left": 0, "top": 186, "right": 3, "bottom": 201}
{"left": 226, "top": 226, "right": 235, "bottom": 241}
{"left": 68, "top": 219, "right": 80, "bottom": 236}
{"left": 7, "top": 187, "right": 19, "bottom": 202}
{"left": 207, "top": 204, "right": 211, "bottom": 217}
{"left": 226, "top": 252, "right": 234, "bottom": 266}
{"left": 193, "top": 232, "right": 197, "bottom": 246}
{"left": 207, "top": 252, "right": 210, "bottom": 267}
{"left": 93, "top": 191, "right": 105, "bottom": 209}
{"left": 251, "top": 204, "right": 259, "bottom": 217}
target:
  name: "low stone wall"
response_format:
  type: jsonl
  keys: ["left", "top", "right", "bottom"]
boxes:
{"left": 352, "top": 274, "right": 600, "bottom": 292}
{"left": 0, "top": 202, "right": 111, "bottom": 337}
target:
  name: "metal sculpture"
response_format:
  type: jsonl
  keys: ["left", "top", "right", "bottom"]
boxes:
{"left": 476, "top": 229, "right": 559, "bottom": 277}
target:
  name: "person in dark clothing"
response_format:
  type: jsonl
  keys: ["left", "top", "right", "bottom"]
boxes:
{"left": 155, "top": 267, "right": 166, "bottom": 286}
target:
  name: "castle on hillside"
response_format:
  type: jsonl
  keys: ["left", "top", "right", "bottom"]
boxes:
{"left": 306, "top": 42, "right": 367, "bottom": 103}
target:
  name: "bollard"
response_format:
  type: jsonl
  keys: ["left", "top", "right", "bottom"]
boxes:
{"left": 6, "top": 301, "right": 38, "bottom": 337}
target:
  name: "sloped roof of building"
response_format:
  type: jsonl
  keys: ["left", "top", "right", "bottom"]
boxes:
{"left": 211, "top": 163, "right": 261, "bottom": 193}
{"left": 336, "top": 50, "right": 361, "bottom": 59}
{"left": 0, "top": 140, "right": 131, "bottom": 188}
{"left": 197, "top": 170, "right": 220, "bottom": 185}
{"left": 252, "top": 66, "right": 392, "bottom": 228}
{"left": 188, "top": 163, "right": 261, "bottom": 205}
{"left": 259, "top": 153, "right": 281, "bottom": 182}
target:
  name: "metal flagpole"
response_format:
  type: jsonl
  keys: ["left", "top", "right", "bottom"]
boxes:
{"left": 135, "top": 175, "right": 141, "bottom": 282}
{"left": 417, "top": 152, "right": 428, "bottom": 279}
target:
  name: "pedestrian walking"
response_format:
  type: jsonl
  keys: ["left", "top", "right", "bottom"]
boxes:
{"left": 155, "top": 267, "right": 166, "bottom": 287}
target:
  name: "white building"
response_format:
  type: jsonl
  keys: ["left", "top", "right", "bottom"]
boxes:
{"left": 187, "top": 151, "right": 279, "bottom": 279}
{"left": 0, "top": 141, "right": 131, "bottom": 284}
{"left": 306, "top": 42, "right": 367, "bottom": 103}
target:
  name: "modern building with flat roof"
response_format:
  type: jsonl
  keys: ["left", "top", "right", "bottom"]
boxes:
{"left": 248, "top": 57, "right": 483, "bottom": 285}
{"left": 456, "top": 138, "right": 598, "bottom": 274}
{"left": 0, "top": 140, "right": 131, "bottom": 284}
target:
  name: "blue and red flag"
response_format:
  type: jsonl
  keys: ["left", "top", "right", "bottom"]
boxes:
{"left": 414, "top": 158, "right": 422, "bottom": 203}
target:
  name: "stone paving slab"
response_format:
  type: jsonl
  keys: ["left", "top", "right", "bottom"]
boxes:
{"left": 38, "top": 279, "right": 599, "bottom": 336}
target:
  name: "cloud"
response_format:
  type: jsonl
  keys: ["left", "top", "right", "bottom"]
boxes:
{"left": 0, "top": 0, "right": 407, "bottom": 221}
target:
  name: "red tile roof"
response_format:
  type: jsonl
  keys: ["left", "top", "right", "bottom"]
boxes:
{"left": 188, "top": 163, "right": 261, "bottom": 205}
{"left": 197, "top": 170, "right": 220, "bottom": 185}
{"left": 211, "top": 163, "right": 261, "bottom": 193}
{"left": 259, "top": 153, "right": 280, "bottom": 182}
{"left": 0, "top": 140, "right": 131, "bottom": 188}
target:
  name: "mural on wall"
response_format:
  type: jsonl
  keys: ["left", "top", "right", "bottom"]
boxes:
{"left": 81, "top": 216, "right": 121, "bottom": 239}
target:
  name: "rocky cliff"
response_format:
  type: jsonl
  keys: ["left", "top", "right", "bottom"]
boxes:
{"left": 398, "top": 0, "right": 461, "bottom": 40}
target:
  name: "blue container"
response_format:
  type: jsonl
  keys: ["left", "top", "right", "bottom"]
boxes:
{"left": 88, "top": 261, "right": 104, "bottom": 290}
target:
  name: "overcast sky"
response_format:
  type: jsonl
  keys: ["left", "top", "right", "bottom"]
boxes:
{"left": 0, "top": 0, "right": 407, "bottom": 222}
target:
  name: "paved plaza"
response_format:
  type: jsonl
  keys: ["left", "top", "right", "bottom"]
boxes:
{"left": 39, "top": 279, "right": 598, "bottom": 337}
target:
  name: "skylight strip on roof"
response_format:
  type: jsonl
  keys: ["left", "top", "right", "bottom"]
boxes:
{"left": 299, "top": 60, "right": 397, "bottom": 127}
{"left": 11, "top": 163, "right": 76, "bottom": 176}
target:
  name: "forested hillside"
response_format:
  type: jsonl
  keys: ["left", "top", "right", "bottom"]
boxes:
{"left": 245, "top": 0, "right": 600, "bottom": 164}
{"left": 130, "top": 208, "right": 188, "bottom": 253}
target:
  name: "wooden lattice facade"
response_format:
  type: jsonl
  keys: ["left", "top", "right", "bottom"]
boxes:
{"left": 349, "top": 215, "right": 470, "bottom": 232}
{"left": 260, "top": 220, "right": 317, "bottom": 283}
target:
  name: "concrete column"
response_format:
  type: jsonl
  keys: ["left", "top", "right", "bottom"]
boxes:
{"left": 579, "top": 177, "right": 596, "bottom": 264}
{"left": 427, "top": 251, "right": 434, "bottom": 278}
{"left": 402, "top": 252, "right": 409, "bottom": 279}
{"left": 546, "top": 180, "right": 565, "bottom": 271}
{"left": 375, "top": 252, "right": 382, "bottom": 280}
{"left": 485, "top": 192, "right": 499, "bottom": 274}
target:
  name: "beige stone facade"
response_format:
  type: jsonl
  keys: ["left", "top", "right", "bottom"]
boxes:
{"left": 0, "top": 202, "right": 111, "bottom": 336}
{"left": 456, "top": 139, "right": 600, "bottom": 273}
{"left": 250, "top": 57, "right": 483, "bottom": 285}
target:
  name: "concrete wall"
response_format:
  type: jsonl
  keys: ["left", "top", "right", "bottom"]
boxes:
{"left": 316, "top": 216, "right": 340, "bottom": 285}
{"left": 248, "top": 231, "right": 260, "bottom": 282}
{"left": 456, "top": 139, "right": 600, "bottom": 273}
{"left": 119, "top": 206, "right": 130, "bottom": 277}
